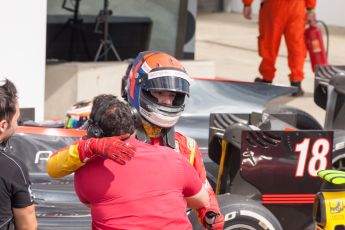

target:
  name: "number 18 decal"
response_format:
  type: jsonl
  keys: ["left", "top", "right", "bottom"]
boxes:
{"left": 295, "top": 138, "right": 330, "bottom": 177}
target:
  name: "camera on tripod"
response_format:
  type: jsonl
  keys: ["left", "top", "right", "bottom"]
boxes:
{"left": 49, "top": 0, "right": 120, "bottom": 62}
{"left": 62, "top": 0, "right": 80, "bottom": 13}
{"left": 94, "top": 0, "right": 121, "bottom": 61}
{"left": 94, "top": 8, "right": 112, "bottom": 34}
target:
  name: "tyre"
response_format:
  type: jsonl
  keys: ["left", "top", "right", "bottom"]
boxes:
{"left": 189, "top": 194, "right": 283, "bottom": 230}
{"left": 264, "top": 105, "right": 323, "bottom": 130}
{"left": 332, "top": 149, "right": 345, "bottom": 171}
{"left": 220, "top": 194, "right": 282, "bottom": 230}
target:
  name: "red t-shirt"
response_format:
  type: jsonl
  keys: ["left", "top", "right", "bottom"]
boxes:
{"left": 74, "top": 138, "right": 202, "bottom": 230}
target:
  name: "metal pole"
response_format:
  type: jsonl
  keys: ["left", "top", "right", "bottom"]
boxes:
{"left": 104, "top": 0, "right": 109, "bottom": 61}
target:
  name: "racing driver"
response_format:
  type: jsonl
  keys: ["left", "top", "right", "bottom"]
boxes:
{"left": 46, "top": 51, "right": 224, "bottom": 229}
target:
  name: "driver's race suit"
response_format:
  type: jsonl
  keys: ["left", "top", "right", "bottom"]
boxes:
{"left": 46, "top": 131, "right": 221, "bottom": 228}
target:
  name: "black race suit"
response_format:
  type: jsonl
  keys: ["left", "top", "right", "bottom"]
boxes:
{"left": 0, "top": 143, "right": 34, "bottom": 230}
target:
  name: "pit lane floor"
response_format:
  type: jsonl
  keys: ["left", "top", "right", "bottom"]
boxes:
{"left": 195, "top": 12, "right": 345, "bottom": 125}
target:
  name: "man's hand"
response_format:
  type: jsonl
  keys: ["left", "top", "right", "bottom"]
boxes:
{"left": 203, "top": 210, "right": 224, "bottom": 230}
{"left": 306, "top": 10, "right": 316, "bottom": 26}
{"left": 243, "top": 5, "right": 252, "bottom": 20}
{"left": 77, "top": 135, "right": 135, "bottom": 165}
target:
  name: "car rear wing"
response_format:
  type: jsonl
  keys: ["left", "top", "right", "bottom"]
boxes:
{"left": 208, "top": 112, "right": 297, "bottom": 165}
{"left": 314, "top": 65, "right": 345, "bottom": 129}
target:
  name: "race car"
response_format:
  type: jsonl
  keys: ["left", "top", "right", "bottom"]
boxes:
{"left": 191, "top": 65, "right": 345, "bottom": 229}
{"left": 203, "top": 113, "right": 333, "bottom": 229}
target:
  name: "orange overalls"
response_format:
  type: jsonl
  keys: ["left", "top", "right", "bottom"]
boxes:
{"left": 243, "top": 0, "right": 316, "bottom": 82}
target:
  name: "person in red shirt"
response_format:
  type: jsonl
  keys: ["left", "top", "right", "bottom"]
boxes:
{"left": 74, "top": 94, "right": 209, "bottom": 230}
{"left": 242, "top": 0, "right": 317, "bottom": 96}
{"left": 47, "top": 51, "right": 224, "bottom": 229}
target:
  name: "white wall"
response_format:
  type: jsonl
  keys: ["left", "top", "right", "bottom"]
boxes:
{"left": 0, "top": 1, "right": 47, "bottom": 121}
{"left": 316, "top": 0, "right": 345, "bottom": 27}
{"left": 224, "top": 0, "right": 345, "bottom": 27}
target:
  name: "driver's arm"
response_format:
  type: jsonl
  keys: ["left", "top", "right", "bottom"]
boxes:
{"left": 46, "top": 142, "right": 85, "bottom": 178}
{"left": 185, "top": 186, "right": 209, "bottom": 210}
{"left": 47, "top": 137, "right": 136, "bottom": 179}
{"left": 181, "top": 157, "right": 210, "bottom": 209}
{"left": 187, "top": 138, "right": 224, "bottom": 228}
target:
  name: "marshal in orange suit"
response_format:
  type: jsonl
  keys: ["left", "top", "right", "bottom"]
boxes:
{"left": 242, "top": 0, "right": 316, "bottom": 96}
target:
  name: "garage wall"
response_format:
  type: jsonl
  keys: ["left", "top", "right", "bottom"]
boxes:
{"left": 47, "top": 0, "right": 182, "bottom": 56}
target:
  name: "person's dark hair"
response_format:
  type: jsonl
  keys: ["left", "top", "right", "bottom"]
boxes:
{"left": 0, "top": 78, "right": 18, "bottom": 122}
{"left": 91, "top": 94, "right": 135, "bottom": 137}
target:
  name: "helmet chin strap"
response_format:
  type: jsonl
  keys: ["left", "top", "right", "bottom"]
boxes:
{"left": 161, "top": 127, "right": 176, "bottom": 149}
{"left": 135, "top": 126, "right": 150, "bottom": 144}
{"left": 135, "top": 119, "right": 154, "bottom": 144}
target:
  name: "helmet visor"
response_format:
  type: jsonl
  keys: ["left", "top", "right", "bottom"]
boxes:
{"left": 143, "top": 69, "right": 190, "bottom": 95}
{"left": 139, "top": 90, "right": 185, "bottom": 128}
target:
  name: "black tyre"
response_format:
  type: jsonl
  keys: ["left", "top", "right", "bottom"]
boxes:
{"left": 264, "top": 105, "right": 323, "bottom": 130}
{"left": 219, "top": 194, "right": 282, "bottom": 230}
{"left": 188, "top": 194, "right": 282, "bottom": 230}
{"left": 332, "top": 149, "right": 345, "bottom": 170}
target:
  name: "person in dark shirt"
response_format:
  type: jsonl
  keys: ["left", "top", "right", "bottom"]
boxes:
{"left": 0, "top": 78, "right": 37, "bottom": 230}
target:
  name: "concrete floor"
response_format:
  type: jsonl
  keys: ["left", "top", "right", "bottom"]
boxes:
{"left": 194, "top": 12, "right": 345, "bottom": 125}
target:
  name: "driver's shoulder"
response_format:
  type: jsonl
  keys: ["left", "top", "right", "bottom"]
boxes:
{"left": 175, "top": 132, "right": 196, "bottom": 149}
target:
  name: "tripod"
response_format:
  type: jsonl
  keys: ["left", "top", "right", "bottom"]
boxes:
{"left": 49, "top": 0, "right": 91, "bottom": 61}
{"left": 94, "top": 0, "right": 121, "bottom": 61}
